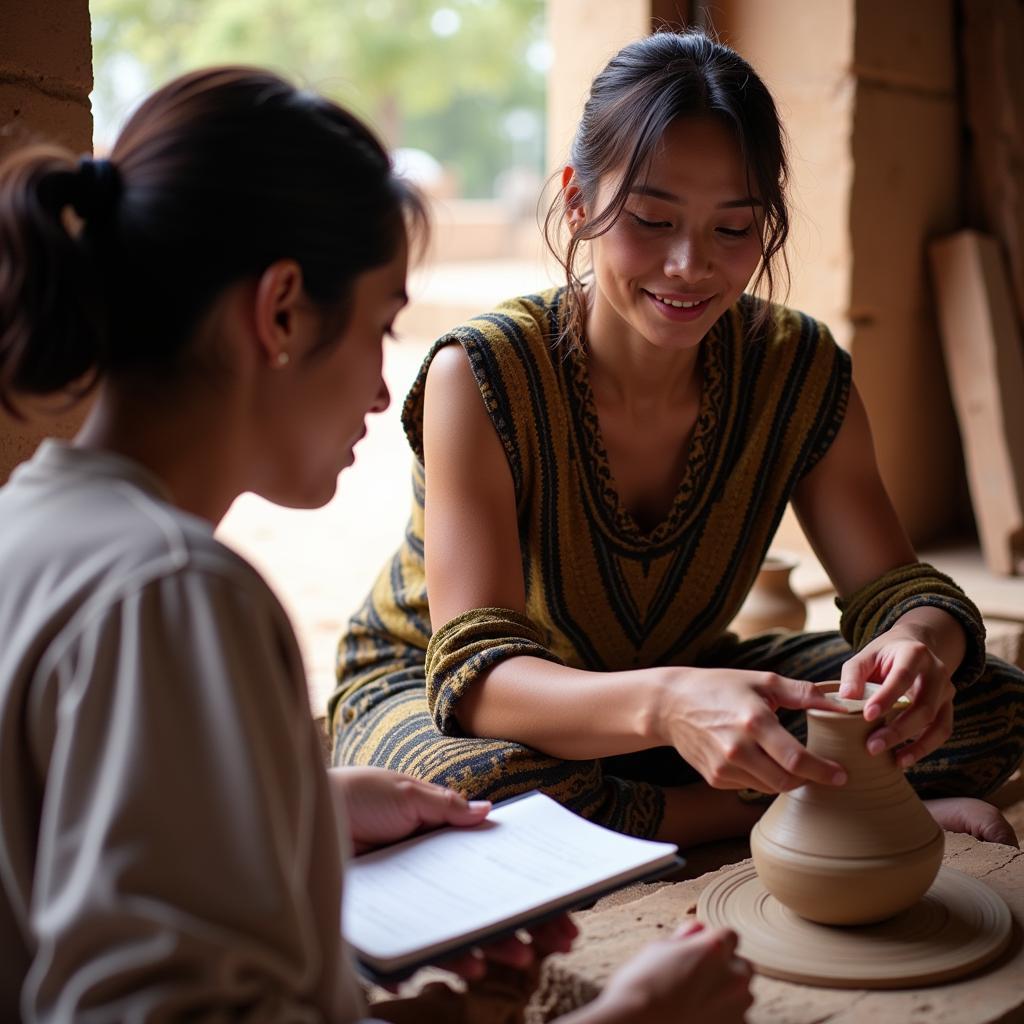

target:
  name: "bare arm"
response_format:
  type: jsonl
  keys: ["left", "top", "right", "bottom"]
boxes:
{"left": 791, "top": 383, "right": 915, "bottom": 596}
{"left": 791, "top": 382, "right": 966, "bottom": 672}
{"left": 792, "top": 382, "right": 968, "bottom": 759}
{"left": 422, "top": 343, "right": 662, "bottom": 757}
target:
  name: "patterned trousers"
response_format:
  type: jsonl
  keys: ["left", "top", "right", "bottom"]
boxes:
{"left": 332, "top": 630, "right": 1024, "bottom": 839}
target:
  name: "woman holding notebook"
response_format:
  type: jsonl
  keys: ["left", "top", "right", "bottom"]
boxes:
{"left": 0, "top": 67, "right": 750, "bottom": 1022}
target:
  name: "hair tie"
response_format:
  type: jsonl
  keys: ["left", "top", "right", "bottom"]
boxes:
{"left": 72, "top": 156, "right": 122, "bottom": 223}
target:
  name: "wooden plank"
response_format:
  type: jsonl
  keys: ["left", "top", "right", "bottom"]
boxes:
{"left": 962, "top": 0, "right": 1024, "bottom": 330}
{"left": 930, "top": 231, "right": 1024, "bottom": 576}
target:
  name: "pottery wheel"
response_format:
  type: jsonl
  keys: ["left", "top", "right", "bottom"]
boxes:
{"left": 698, "top": 863, "right": 1013, "bottom": 988}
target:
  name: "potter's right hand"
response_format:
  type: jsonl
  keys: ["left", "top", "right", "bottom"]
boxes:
{"left": 655, "top": 669, "right": 848, "bottom": 793}
{"left": 564, "top": 922, "right": 753, "bottom": 1024}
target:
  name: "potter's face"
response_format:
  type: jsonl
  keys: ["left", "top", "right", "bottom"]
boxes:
{"left": 580, "top": 116, "right": 765, "bottom": 351}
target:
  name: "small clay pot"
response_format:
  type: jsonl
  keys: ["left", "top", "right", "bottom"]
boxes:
{"left": 750, "top": 682, "right": 944, "bottom": 925}
{"left": 731, "top": 550, "right": 807, "bottom": 639}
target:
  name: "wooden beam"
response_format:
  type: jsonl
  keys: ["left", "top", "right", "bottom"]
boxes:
{"left": 930, "top": 231, "right": 1024, "bottom": 576}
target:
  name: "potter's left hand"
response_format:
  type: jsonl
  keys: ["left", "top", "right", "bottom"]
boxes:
{"left": 838, "top": 617, "right": 959, "bottom": 768}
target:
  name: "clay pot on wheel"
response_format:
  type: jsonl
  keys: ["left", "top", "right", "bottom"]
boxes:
{"left": 750, "top": 681, "right": 944, "bottom": 925}
{"left": 731, "top": 550, "right": 807, "bottom": 639}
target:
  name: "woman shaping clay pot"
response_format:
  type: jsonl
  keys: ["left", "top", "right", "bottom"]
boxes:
{"left": 329, "top": 28, "right": 1024, "bottom": 853}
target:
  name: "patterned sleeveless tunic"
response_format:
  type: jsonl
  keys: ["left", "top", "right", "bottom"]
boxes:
{"left": 328, "top": 287, "right": 1024, "bottom": 837}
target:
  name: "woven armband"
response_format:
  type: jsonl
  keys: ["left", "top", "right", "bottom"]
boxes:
{"left": 836, "top": 562, "right": 987, "bottom": 687}
{"left": 425, "top": 607, "right": 565, "bottom": 735}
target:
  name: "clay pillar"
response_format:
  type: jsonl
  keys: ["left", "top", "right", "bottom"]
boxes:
{"left": 705, "top": 0, "right": 966, "bottom": 546}
{"left": 546, "top": 0, "right": 690, "bottom": 170}
{"left": 962, "top": 0, "right": 1024, "bottom": 330}
{"left": 846, "top": 0, "right": 965, "bottom": 546}
{"left": 707, "top": 1, "right": 856, "bottom": 349}
{"left": 0, "top": 0, "right": 93, "bottom": 484}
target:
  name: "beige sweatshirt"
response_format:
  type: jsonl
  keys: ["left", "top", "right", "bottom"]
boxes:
{"left": 0, "top": 441, "right": 367, "bottom": 1023}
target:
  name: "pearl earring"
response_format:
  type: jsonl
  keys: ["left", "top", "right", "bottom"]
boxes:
{"left": 274, "top": 351, "right": 290, "bottom": 368}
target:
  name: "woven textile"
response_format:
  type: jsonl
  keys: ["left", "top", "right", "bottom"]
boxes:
{"left": 328, "top": 288, "right": 1023, "bottom": 837}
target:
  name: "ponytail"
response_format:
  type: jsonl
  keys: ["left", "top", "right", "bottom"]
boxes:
{"left": 0, "top": 147, "right": 112, "bottom": 416}
{"left": 0, "top": 66, "right": 425, "bottom": 417}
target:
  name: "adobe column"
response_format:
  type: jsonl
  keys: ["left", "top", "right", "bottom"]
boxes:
{"left": 0, "top": 0, "right": 93, "bottom": 484}
{"left": 697, "top": 0, "right": 965, "bottom": 546}
{"left": 546, "top": 0, "right": 691, "bottom": 173}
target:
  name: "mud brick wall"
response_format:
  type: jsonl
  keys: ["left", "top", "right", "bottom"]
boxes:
{"left": 714, "top": 0, "right": 967, "bottom": 546}
{"left": 0, "top": 0, "right": 93, "bottom": 484}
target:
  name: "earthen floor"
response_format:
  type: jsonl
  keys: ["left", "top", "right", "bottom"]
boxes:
{"left": 367, "top": 825, "right": 1024, "bottom": 1023}
{"left": 526, "top": 831, "right": 1024, "bottom": 1023}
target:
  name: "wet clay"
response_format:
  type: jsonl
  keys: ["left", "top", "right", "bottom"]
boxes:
{"left": 700, "top": 682, "right": 1014, "bottom": 988}
{"left": 751, "top": 681, "right": 943, "bottom": 924}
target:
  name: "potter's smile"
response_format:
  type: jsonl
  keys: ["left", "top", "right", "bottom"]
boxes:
{"left": 650, "top": 292, "right": 711, "bottom": 309}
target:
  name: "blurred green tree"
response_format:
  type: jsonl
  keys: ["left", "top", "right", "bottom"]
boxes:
{"left": 91, "top": 0, "right": 547, "bottom": 196}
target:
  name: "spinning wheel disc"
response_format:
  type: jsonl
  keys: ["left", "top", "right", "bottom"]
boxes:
{"left": 697, "top": 864, "right": 1013, "bottom": 988}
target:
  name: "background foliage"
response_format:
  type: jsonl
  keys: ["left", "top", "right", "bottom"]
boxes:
{"left": 91, "top": 0, "right": 547, "bottom": 197}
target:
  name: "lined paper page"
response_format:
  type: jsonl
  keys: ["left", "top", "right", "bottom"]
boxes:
{"left": 342, "top": 791, "right": 678, "bottom": 965}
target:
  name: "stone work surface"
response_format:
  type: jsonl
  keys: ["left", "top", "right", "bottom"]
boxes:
{"left": 525, "top": 832, "right": 1024, "bottom": 1024}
